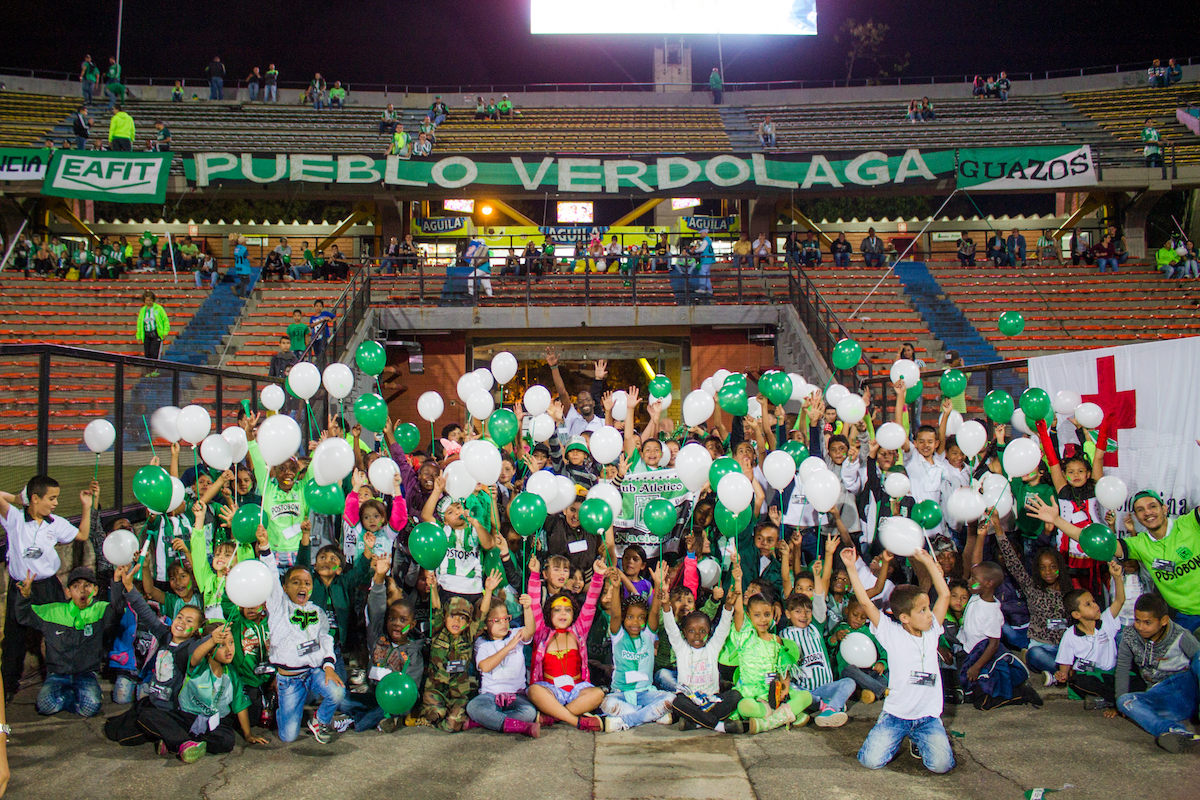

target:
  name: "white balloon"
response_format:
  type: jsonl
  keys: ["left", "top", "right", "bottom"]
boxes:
{"left": 712, "top": 369, "right": 731, "bottom": 390}
{"left": 526, "top": 470, "right": 559, "bottom": 507}
{"left": 523, "top": 385, "right": 551, "bottom": 417}
{"left": 945, "top": 486, "right": 986, "bottom": 524}
{"left": 992, "top": 487, "right": 1014, "bottom": 518}
{"left": 825, "top": 383, "right": 850, "bottom": 407}
{"left": 717, "top": 472, "right": 754, "bottom": 513}
{"left": 368, "top": 457, "right": 400, "bottom": 495}
{"left": 675, "top": 443, "right": 713, "bottom": 493}
{"left": 150, "top": 405, "right": 181, "bottom": 443}
{"left": 83, "top": 419, "right": 115, "bottom": 453}
{"left": 1010, "top": 408, "right": 1031, "bottom": 436}
{"left": 1002, "top": 437, "right": 1042, "bottom": 478}
{"left": 788, "top": 373, "right": 807, "bottom": 402}
{"left": 176, "top": 404, "right": 212, "bottom": 445}
{"left": 746, "top": 396, "right": 762, "bottom": 420}
{"left": 490, "top": 351, "right": 518, "bottom": 385}
{"left": 762, "top": 450, "right": 797, "bottom": 491}
{"left": 589, "top": 426, "right": 623, "bottom": 465}
{"left": 611, "top": 390, "right": 628, "bottom": 408}
{"left": 700, "top": 377, "right": 716, "bottom": 396}
{"left": 1095, "top": 475, "right": 1129, "bottom": 510}
{"left": 612, "top": 398, "right": 628, "bottom": 422}
{"left": 466, "top": 389, "right": 494, "bottom": 420}
{"left": 955, "top": 420, "right": 987, "bottom": 459}
{"left": 222, "top": 426, "right": 249, "bottom": 462}
{"left": 322, "top": 363, "right": 354, "bottom": 400}
{"left": 879, "top": 516, "right": 925, "bottom": 557}
{"left": 287, "top": 362, "right": 321, "bottom": 401}
{"left": 656, "top": 393, "right": 672, "bottom": 411}
{"left": 461, "top": 439, "right": 502, "bottom": 485}
{"left": 472, "top": 367, "right": 494, "bottom": 392}
{"left": 1053, "top": 390, "right": 1082, "bottom": 416}
{"left": 799, "top": 456, "right": 827, "bottom": 484}
{"left": 260, "top": 384, "right": 285, "bottom": 412}
{"left": 698, "top": 558, "right": 721, "bottom": 589}
{"left": 417, "top": 391, "right": 444, "bottom": 422}
{"left": 443, "top": 460, "right": 478, "bottom": 499}
{"left": 835, "top": 394, "right": 866, "bottom": 424}
{"left": 883, "top": 472, "right": 911, "bottom": 499}
{"left": 255, "top": 414, "right": 301, "bottom": 467}
{"left": 682, "top": 390, "right": 715, "bottom": 427}
{"left": 547, "top": 475, "right": 578, "bottom": 515}
{"left": 805, "top": 469, "right": 841, "bottom": 513}
{"left": 168, "top": 477, "right": 186, "bottom": 513}
{"left": 199, "top": 434, "right": 232, "bottom": 471}
{"left": 944, "top": 411, "right": 963, "bottom": 437}
{"left": 872, "top": 422, "right": 905, "bottom": 452}
{"left": 225, "top": 559, "right": 274, "bottom": 608}
{"left": 587, "top": 482, "right": 623, "bottom": 519}
{"left": 1075, "top": 402, "right": 1103, "bottom": 429}
{"left": 311, "top": 437, "right": 355, "bottom": 486}
{"left": 890, "top": 359, "right": 920, "bottom": 387}
{"left": 979, "top": 472, "right": 1010, "bottom": 508}
{"left": 102, "top": 530, "right": 139, "bottom": 566}
{"left": 456, "top": 372, "right": 482, "bottom": 403}
{"left": 531, "top": 414, "right": 555, "bottom": 443}
{"left": 839, "top": 631, "right": 877, "bottom": 669}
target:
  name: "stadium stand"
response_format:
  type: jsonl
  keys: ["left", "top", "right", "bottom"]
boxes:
{"left": 0, "top": 92, "right": 80, "bottom": 147}
{"left": 1062, "top": 84, "right": 1200, "bottom": 165}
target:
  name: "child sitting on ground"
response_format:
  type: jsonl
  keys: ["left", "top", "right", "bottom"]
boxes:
{"left": 602, "top": 563, "right": 675, "bottom": 731}
{"left": 467, "top": 587, "right": 539, "bottom": 736}
{"left": 959, "top": 561, "right": 1042, "bottom": 710}
{"left": 1055, "top": 561, "right": 1126, "bottom": 709}
{"left": 780, "top": 592, "right": 855, "bottom": 728}
{"left": 359, "top": 556, "right": 423, "bottom": 733}
{"left": 827, "top": 597, "right": 888, "bottom": 704}
{"left": 938, "top": 578, "right": 970, "bottom": 704}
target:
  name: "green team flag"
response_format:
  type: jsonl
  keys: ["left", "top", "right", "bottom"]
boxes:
{"left": 41, "top": 150, "right": 173, "bottom": 204}
{"left": 614, "top": 469, "right": 690, "bottom": 549}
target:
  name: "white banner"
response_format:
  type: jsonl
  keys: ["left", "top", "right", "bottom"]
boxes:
{"left": 1027, "top": 337, "right": 1200, "bottom": 517}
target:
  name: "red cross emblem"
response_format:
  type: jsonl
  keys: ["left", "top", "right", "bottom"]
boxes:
{"left": 1081, "top": 355, "right": 1136, "bottom": 467}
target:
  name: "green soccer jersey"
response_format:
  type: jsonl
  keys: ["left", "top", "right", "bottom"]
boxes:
{"left": 286, "top": 322, "right": 308, "bottom": 351}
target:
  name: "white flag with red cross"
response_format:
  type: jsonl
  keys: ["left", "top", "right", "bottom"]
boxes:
{"left": 1028, "top": 337, "right": 1200, "bottom": 517}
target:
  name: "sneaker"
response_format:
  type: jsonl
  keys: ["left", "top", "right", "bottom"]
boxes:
{"left": 815, "top": 709, "right": 848, "bottom": 728}
{"left": 1018, "top": 681, "right": 1044, "bottom": 708}
{"left": 1156, "top": 731, "right": 1200, "bottom": 754}
{"left": 307, "top": 718, "right": 334, "bottom": 744}
{"left": 790, "top": 713, "right": 810, "bottom": 728}
{"left": 1043, "top": 671, "right": 1058, "bottom": 688}
{"left": 179, "top": 740, "right": 207, "bottom": 764}
{"left": 156, "top": 741, "right": 171, "bottom": 757}
{"left": 604, "top": 717, "right": 629, "bottom": 733}
{"left": 577, "top": 714, "right": 603, "bottom": 732}
{"left": 404, "top": 715, "right": 430, "bottom": 727}
{"left": 948, "top": 687, "right": 967, "bottom": 706}
{"left": 330, "top": 713, "right": 354, "bottom": 732}
{"left": 1083, "top": 696, "right": 1111, "bottom": 711}
{"left": 377, "top": 717, "right": 401, "bottom": 734}
{"left": 859, "top": 690, "right": 876, "bottom": 705}
{"left": 348, "top": 668, "right": 366, "bottom": 686}
{"left": 909, "top": 739, "right": 921, "bottom": 760}
{"left": 657, "top": 712, "right": 674, "bottom": 725}
{"left": 722, "top": 719, "right": 747, "bottom": 734}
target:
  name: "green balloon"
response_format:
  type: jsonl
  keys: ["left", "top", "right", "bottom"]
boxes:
{"left": 997, "top": 311, "right": 1026, "bottom": 337}
{"left": 715, "top": 502, "right": 751, "bottom": 537}
{"left": 983, "top": 390, "right": 1014, "bottom": 423}
{"left": 758, "top": 370, "right": 793, "bottom": 406}
{"left": 643, "top": 498, "right": 677, "bottom": 540}
{"left": 355, "top": 340, "right": 387, "bottom": 376}
{"left": 1079, "top": 523, "right": 1117, "bottom": 562}
{"left": 409, "top": 521, "right": 450, "bottom": 569}
{"left": 132, "top": 465, "right": 173, "bottom": 513}
{"left": 1019, "top": 388, "right": 1051, "bottom": 422}
{"left": 578, "top": 497, "right": 614, "bottom": 536}
{"left": 648, "top": 376, "right": 672, "bottom": 399}
{"left": 508, "top": 492, "right": 548, "bottom": 538}
{"left": 395, "top": 422, "right": 421, "bottom": 453}
{"left": 231, "top": 504, "right": 263, "bottom": 544}
{"left": 905, "top": 382, "right": 922, "bottom": 404}
{"left": 911, "top": 499, "right": 942, "bottom": 530}
{"left": 305, "top": 481, "right": 346, "bottom": 515}
{"left": 940, "top": 368, "right": 967, "bottom": 397}
{"left": 831, "top": 338, "right": 862, "bottom": 371}
{"left": 488, "top": 409, "right": 519, "bottom": 448}
{"left": 716, "top": 383, "right": 748, "bottom": 416}
{"left": 722, "top": 373, "right": 747, "bottom": 392}
{"left": 709, "top": 456, "right": 741, "bottom": 492}
{"left": 782, "top": 440, "right": 810, "bottom": 470}
{"left": 375, "top": 671, "right": 419, "bottom": 717}
{"left": 353, "top": 393, "right": 388, "bottom": 432}
{"left": 481, "top": 546, "right": 507, "bottom": 587}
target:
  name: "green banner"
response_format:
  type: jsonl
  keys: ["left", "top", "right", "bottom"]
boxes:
{"left": 41, "top": 151, "right": 173, "bottom": 203}
{"left": 615, "top": 469, "right": 691, "bottom": 548}
{"left": 957, "top": 145, "right": 1097, "bottom": 190}
{"left": 0, "top": 148, "right": 51, "bottom": 181}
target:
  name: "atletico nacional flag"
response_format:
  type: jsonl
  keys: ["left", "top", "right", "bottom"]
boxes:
{"left": 1027, "top": 337, "right": 1200, "bottom": 516}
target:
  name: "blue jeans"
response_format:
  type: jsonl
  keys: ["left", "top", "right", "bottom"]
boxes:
{"left": 1117, "top": 655, "right": 1200, "bottom": 738}
{"left": 314, "top": 98, "right": 325, "bottom": 110}
{"left": 112, "top": 674, "right": 139, "bottom": 704}
{"left": 248, "top": 82, "right": 259, "bottom": 101}
{"left": 1025, "top": 643, "right": 1059, "bottom": 674}
{"left": 689, "top": 260, "right": 713, "bottom": 294}
{"left": 654, "top": 668, "right": 678, "bottom": 692}
{"left": 1183, "top": 260, "right": 1200, "bottom": 279}
{"left": 195, "top": 270, "right": 216, "bottom": 289}
{"left": 1097, "top": 257, "right": 1119, "bottom": 273}
{"left": 276, "top": 667, "right": 345, "bottom": 742}
{"left": 210, "top": 76, "right": 224, "bottom": 100}
{"left": 38, "top": 672, "right": 103, "bottom": 717}
{"left": 265, "top": 85, "right": 277, "bottom": 102}
{"left": 1172, "top": 613, "right": 1200, "bottom": 633}
{"left": 83, "top": 82, "right": 94, "bottom": 104}
{"left": 842, "top": 664, "right": 888, "bottom": 695}
{"left": 1001, "top": 623, "right": 1029, "bottom": 650}
{"left": 806, "top": 678, "right": 857, "bottom": 711}
{"left": 834, "top": 252, "right": 850, "bottom": 267}
{"left": 859, "top": 712, "right": 955, "bottom": 773}
{"left": 290, "top": 264, "right": 313, "bottom": 280}
{"left": 75, "top": 135, "right": 88, "bottom": 151}
{"left": 863, "top": 252, "right": 883, "bottom": 268}
{"left": 601, "top": 689, "right": 674, "bottom": 727}
{"left": 466, "top": 692, "right": 538, "bottom": 731}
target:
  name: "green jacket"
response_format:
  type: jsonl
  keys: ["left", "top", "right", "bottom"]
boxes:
{"left": 298, "top": 544, "right": 373, "bottom": 648}
{"left": 709, "top": 71, "right": 723, "bottom": 90}
{"left": 15, "top": 584, "right": 126, "bottom": 675}
{"left": 136, "top": 303, "right": 169, "bottom": 340}
{"left": 108, "top": 111, "right": 135, "bottom": 141}
{"left": 828, "top": 621, "right": 887, "bottom": 677}
{"left": 229, "top": 610, "right": 273, "bottom": 687}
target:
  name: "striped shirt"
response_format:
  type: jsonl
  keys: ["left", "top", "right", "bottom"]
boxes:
{"left": 779, "top": 624, "right": 833, "bottom": 690}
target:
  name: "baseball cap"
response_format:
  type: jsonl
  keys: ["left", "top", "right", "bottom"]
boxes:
{"left": 565, "top": 437, "right": 590, "bottom": 456}
{"left": 531, "top": 443, "right": 551, "bottom": 457}
{"left": 446, "top": 596, "right": 473, "bottom": 619}
{"left": 67, "top": 566, "right": 98, "bottom": 587}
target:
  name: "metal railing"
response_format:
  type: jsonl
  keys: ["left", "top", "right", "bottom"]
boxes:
{"left": 785, "top": 258, "right": 874, "bottom": 386}
{"left": 297, "top": 265, "right": 372, "bottom": 419}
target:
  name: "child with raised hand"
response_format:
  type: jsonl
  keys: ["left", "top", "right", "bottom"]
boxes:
{"left": 226, "top": 592, "right": 274, "bottom": 731}
{"left": 344, "top": 468, "right": 407, "bottom": 564}
{"left": 188, "top": 500, "right": 244, "bottom": 623}
{"left": 296, "top": 521, "right": 375, "bottom": 680}
{"left": 827, "top": 596, "right": 888, "bottom": 703}
{"left": 780, "top": 593, "right": 855, "bottom": 728}
{"left": 601, "top": 562, "right": 675, "bottom": 731}
{"left": 358, "top": 555, "right": 423, "bottom": 733}
{"left": 1053, "top": 560, "right": 1125, "bottom": 709}
{"left": 958, "top": 560, "right": 1041, "bottom": 710}
{"left": 141, "top": 548, "right": 202, "bottom": 621}
{"left": 467, "top": 587, "right": 539, "bottom": 737}
{"left": 531, "top": 553, "right": 572, "bottom": 604}
{"left": 416, "top": 569, "right": 500, "bottom": 731}
{"left": 133, "top": 622, "right": 269, "bottom": 763}
{"left": 845, "top": 546, "right": 955, "bottom": 773}
{"left": 526, "top": 556, "right": 609, "bottom": 731}
{"left": 245, "top": 412, "right": 310, "bottom": 572}
{"left": 728, "top": 555, "right": 814, "bottom": 733}
{"left": 421, "top": 473, "right": 497, "bottom": 606}
{"left": 652, "top": 561, "right": 700, "bottom": 693}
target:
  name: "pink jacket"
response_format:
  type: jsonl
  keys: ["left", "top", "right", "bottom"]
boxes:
{"left": 343, "top": 490, "right": 408, "bottom": 532}
{"left": 528, "top": 567, "right": 605, "bottom": 687}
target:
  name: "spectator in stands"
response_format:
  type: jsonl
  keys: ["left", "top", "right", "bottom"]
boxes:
{"left": 783, "top": 231, "right": 801, "bottom": 266}
{"left": 1006, "top": 228, "right": 1027, "bottom": 267}
{"left": 1148, "top": 60, "right": 1167, "bottom": 88}
{"left": 309, "top": 74, "right": 327, "bottom": 110}
{"left": 387, "top": 128, "right": 411, "bottom": 159}
{"left": 753, "top": 232, "right": 773, "bottom": 268}
{"left": 498, "top": 94, "right": 514, "bottom": 119}
{"left": 178, "top": 234, "right": 201, "bottom": 274}
{"left": 80, "top": 55, "right": 99, "bottom": 105}
{"left": 831, "top": 232, "right": 852, "bottom": 267}
{"left": 151, "top": 121, "right": 172, "bottom": 152}
{"left": 920, "top": 97, "right": 935, "bottom": 121}
{"left": 246, "top": 68, "right": 262, "bottom": 101}
{"left": 430, "top": 96, "right": 448, "bottom": 126}
{"left": 309, "top": 299, "right": 335, "bottom": 356}
{"left": 419, "top": 115, "right": 437, "bottom": 143}
{"left": 273, "top": 238, "right": 291, "bottom": 271}
{"left": 206, "top": 57, "right": 226, "bottom": 100}
{"left": 291, "top": 241, "right": 314, "bottom": 280}
{"left": 310, "top": 246, "right": 328, "bottom": 279}
{"left": 136, "top": 290, "right": 169, "bottom": 361}
{"left": 412, "top": 132, "right": 433, "bottom": 157}
{"left": 605, "top": 236, "right": 623, "bottom": 273}
{"left": 801, "top": 231, "right": 822, "bottom": 267}
{"left": 262, "top": 64, "right": 278, "bottom": 102}
{"left": 709, "top": 67, "right": 723, "bottom": 104}
{"left": 263, "top": 248, "right": 287, "bottom": 281}
{"left": 988, "top": 230, "right": 1007, "bottom": 266}
{"left": 1093, "top": 233, "right": 1119, "bottom": 274}
{"left": 105, "top": 58, "right": 123, "bottom": 109}
{"left": 381, "top": 237, "right": 402, "bottom": 275}
{"left": 757, "top": 116, "right": 776, "bottom": 148}
{"left": 1142, "top": 118, "right": 1162, "bottom": 167}
{"left": 1156, "top": 240, "right": 1182, "bottom": 278}
{"left": 1182, "top": 241, "right": 1199, "bottom": 279}
{"left": 731, "top": 232, "right": 752, "bottom": 272}
{"left": 72, "top": 107, "right": 89, "bottom": 151}
{"left": 1113, "top": 229, "right": 1129, "bottom": 267}
{"left": 540, "top": 238, "right": 558, "bottom": 273}
{"left": 325, "top": 245, "right": 350, "bottom": 281}
{"left": 984, "top": 76, "right": 999, "bottom": 98}
{"left": 1036, "top": 229, "right": 1060, "bottom": 265}
{"left": 269, "top": 336, "right": 297, "bottom": 379}
{"left": 329, "top": 82, "right": 347, "bottom": 110}
{"left": 956, "top": 232, "right": 977, "bottom": 266}
{"left": 633, "top": 241, "right": 650, "bottom": 272}
{"left": 861, "top": 228, "right": 885, "bottom": 267}
{"left": 519, "top": 240, "right": 541, "bottom": 276}
{"left": 1070, "top": 228, "right": 1092, "bottom": 265}
{"left": 107, "top": 105, "right": 134, "bottom": 151}
{"left": 379, "top": 104, "right": 398, "bottom": 134}
{"left": 652, "top": 234, "right": 670, "bottom": 272}
{"left": 399, "top": 233, "right": 418, "bottom": 273}
{"left": 171, "top": 81, "right": 183, "bottom": 102}
{"left": 972, "top": 75, "right": 985, "bottom": 98}
{"left": 230, "top": 234, "right": 252, "bottom": 297}
{"left": 501, "top": 249, "right": 521, "bottom": 276}
{"left": 1167, "top": 58, "right": 1183, "bottom": 86}
{"left": 996, "top": 71, "right": 1011, "bottom": 101}
{"left": 906, "top": 100, "right": 921, "bottom": 123}
{"left": 474, "top": 97, "right": 488, "bottom": 120}
{"left": 486, "top": 98, "right": 500, "bottom": 121}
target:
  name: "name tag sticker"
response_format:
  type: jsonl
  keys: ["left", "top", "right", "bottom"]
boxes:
{"left": 568, "top": 540, "right": 588, "bottom": 554}
{"left": 369, "top": 665, "right": 393, "bottom": 681}
{"left": 446, "top": 659, "right": 467, "bottom": 674}
{"left": 23, "top": 546, "right": 43, "bottom": 560}
{"left": 297, "top": 639, "right": 319, "bottom": 656}
{"left": 552, "top": 674, "right": 574, "bottom": 689}
{"left": 1152, "top": 559, "right": 1176, "bottom": 572}
{"left": 1046, "top": 619, "right": 1069, "bottom": 630}
{"left": 625, "top": 671, "right": 649, "bottom": 684}
{"left": 910, "top": 671, "right": 936, "bottom": 686}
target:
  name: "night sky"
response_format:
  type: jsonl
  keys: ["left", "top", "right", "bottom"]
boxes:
{"left": 3, "top": 0, "right": 1195, "bottom": 89}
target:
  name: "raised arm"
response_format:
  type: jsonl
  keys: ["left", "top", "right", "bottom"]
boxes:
{"left": 421, "top": 475, "right": 445, "bottom": 523}
{"left": 1106, "top": 559, "right": 1125, "bottom": 618}
{"left": 623, "top": 387, "right": 642, "bottom": 459}
{"left": 839, "top": 547, "right": 882, "bottom": 627}
{"left": 913, "top": 548, "right": 950, "bottom": 625}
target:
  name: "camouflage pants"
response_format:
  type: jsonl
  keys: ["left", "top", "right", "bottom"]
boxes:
{"left": 421, "top": 683, "right": 471, "bottom": 731}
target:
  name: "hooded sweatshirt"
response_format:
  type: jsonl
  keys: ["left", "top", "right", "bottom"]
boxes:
{"left": 260, "top": 550, "right": 336, "bottom": 672}
{"left": 1114, "top": 619, "right": 1200, "bottom": 698}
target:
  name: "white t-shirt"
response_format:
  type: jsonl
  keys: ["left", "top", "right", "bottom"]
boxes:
{"left": 3, "top": 506, "right": 79, "bottom": 581}
{"left": 1054, "top": 609, "right": 1119, "bottom": 673}
{"left": 475, "top": 630, "right": 527, "bottom": 694}
{"left": 960, "top": 595, "right": 1003, "bottom": 653}
{"left": 872, "top": 616, "right": 944, "bottom": 720}
{"left": 855, "top": 559, "right": 895, "bottom": 606}
{"left": 563, "top": 407, "right": 604, "bottom": 441}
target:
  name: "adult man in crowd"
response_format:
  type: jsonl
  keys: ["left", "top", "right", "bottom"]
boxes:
{"left": 731, "top": 232, "right": 752, "bottom": 272}
{"left": 72, "top": 107, "right": 89, "bottom": 151}
{"left": 264, "top": 64, "right": 279, "bottom": 102}
{"left": 1006, "top": 228, "right": 1027, "bottom": 267}
{"left": 861, "top": 227, "right": 885, "bottom": 267}
{"left": 956, "top": 231, "right": 977, "bottom": 266}
{"left": 107, "top": 105, "right": 134, "bottom": 151}
{"left": 430, "top": 96, "right": 448, "bottom": 126}
{"left": 710, "top": 67, "right": 724, "bottom": 104}
{"left": 79, "top": 55, "right": 99, "bottom": 105}
{"left": 104, "top": 58, "right": 123, "bottom": 109}
{"left": 381, "top": 237, "right": 402, "bottom": 275}
{"left": 246, "top": 67, "right": 262, "bottom": 101}
{"left": 206, "top": 56, "right": 226, "bottom": 100}
{"left": 801, "top": 230, "right": 822, "bottom": 267}
{"left": 547, "top": 350, "right": 607, "bottom": 439}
